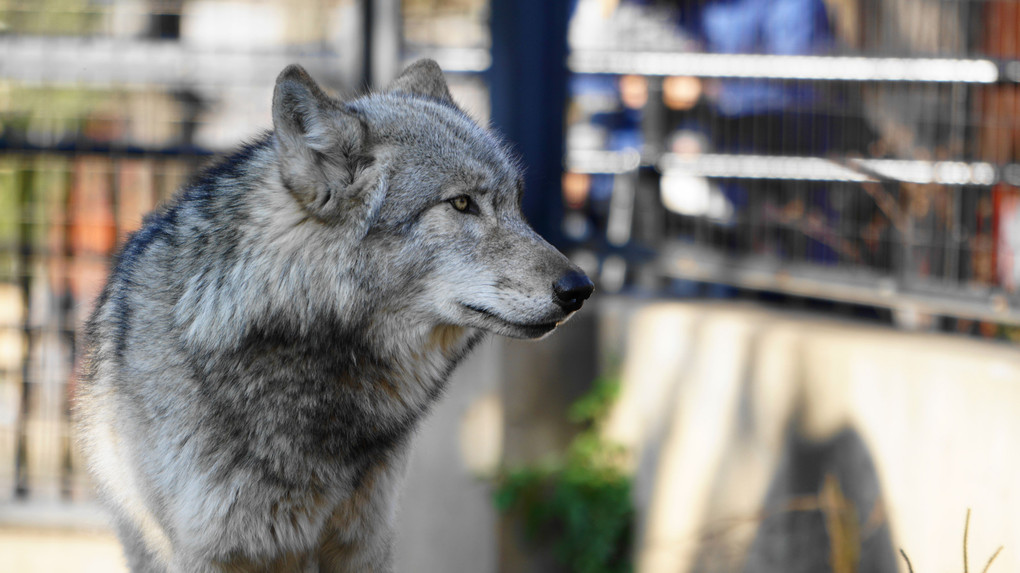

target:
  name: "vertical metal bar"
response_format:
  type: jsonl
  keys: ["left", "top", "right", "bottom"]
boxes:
{"left": 110, "top": 155, "right": 121, "bottom": 244}
{"left": 488, "top": 0, "right": 570, "bottom": 246}
{"left": 59, "top": 157, "right": 75, "bottom": 500}
{"left": 361, "top": 0, "right": 375, "bottom": 89}
{"left": 642, "top": 76, "right": 666, "bottom": 160}
{"left": 945, "top": 81, "right": 967, "bottom": 287}
{"left": 899, "top": 180, "right": 914, "bottom": 292}
{"left": 636, "top": 76, "right": 666, "bottom": 266}
{"left": 154, "top": 157, "right": 168, "bottom": 204}
{"left": 13, "top": 159, "right": 33, "bottom": 499}
{"left": 371, "top": 0, "right": 402, "bottom": 88}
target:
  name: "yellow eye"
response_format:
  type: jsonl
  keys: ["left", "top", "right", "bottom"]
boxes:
{"left": 451, "top": 196, "right": 471, "bottom": 212}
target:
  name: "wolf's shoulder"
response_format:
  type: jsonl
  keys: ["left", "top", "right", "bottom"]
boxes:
{"left": 112, "top": 134, "right": 274, "bottom": 275}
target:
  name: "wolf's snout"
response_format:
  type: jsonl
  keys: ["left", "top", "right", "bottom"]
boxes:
{"left": 552, "top": 271, "right": 594, "bottom": 313}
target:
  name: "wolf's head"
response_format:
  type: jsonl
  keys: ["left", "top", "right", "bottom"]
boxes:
{"left": 270, "top": 60, "right": 592, "bottom": 340}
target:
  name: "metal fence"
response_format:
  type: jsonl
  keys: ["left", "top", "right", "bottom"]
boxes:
{"left": 3, "top": 0, "right": 1020, "bottom": 515}
{"left": 563, "top": 0, "right": 1020, "bottom": 330}
{"left": 0, "top": 150, "right": 202, "bottom": 509}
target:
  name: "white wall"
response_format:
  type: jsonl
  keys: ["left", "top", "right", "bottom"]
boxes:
{"left": 603, "top": 300, "right": 1020, "bottom": 573}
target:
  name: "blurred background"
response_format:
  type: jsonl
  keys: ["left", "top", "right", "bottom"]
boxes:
{"left": 2, "top": 0, "right": 1020, "bottom": 571}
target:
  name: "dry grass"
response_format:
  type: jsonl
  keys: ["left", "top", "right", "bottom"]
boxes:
{"left": 899, "top": 509, "right": 1003, "bottom": 573}
{"left": 691, "top": 476, "right": 1004, "bottom": 573}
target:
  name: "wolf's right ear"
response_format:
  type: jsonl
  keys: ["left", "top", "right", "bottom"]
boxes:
{"left": 386, "top": 59, "right": 455, "bottom": 104}
{"left": 273, "top": 65, "right": 371, "bottom": 221}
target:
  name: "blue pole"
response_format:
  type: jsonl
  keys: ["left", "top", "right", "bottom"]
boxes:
{"left": 488, "top": 0, "right": 570, "bottom": 246}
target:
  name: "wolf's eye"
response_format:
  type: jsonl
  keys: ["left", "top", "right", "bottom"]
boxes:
{"left": 449, "top": 195, "right": 478, "bottom": 215}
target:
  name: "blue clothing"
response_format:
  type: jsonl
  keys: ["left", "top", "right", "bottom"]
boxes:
{"left": 681, "top": 0, "right": 833, "bottom": 115}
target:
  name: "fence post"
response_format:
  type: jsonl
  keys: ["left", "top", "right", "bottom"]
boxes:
{"left": 488, "top": 0, "right": 570, "bottom": 246}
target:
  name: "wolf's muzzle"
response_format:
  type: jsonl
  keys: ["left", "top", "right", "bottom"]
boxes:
{"left": 553, "top": 271, "right": 594, "bottom": 313}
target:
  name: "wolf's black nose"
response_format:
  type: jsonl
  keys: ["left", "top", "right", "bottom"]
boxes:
{"left": 553, "top": 271, "right": 594, "bottom": 313}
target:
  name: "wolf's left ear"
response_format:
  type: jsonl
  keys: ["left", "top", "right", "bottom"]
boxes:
{"left": 386, "top": 59, "right": 454, "bottom": 104}
{"left": 273, "top": 64, "right": 374, "bottom": 221}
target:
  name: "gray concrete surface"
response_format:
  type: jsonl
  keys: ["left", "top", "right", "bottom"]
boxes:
{"left": 603, "top": 300, "right": 1020, "bottom": 573}
{"left": 394, "top": 337, "right": 502, "bottom": 573}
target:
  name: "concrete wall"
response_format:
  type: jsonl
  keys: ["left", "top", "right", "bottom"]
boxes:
{"left": 395, "top": 338, "right": 501, "bottom": 573}
{"left": 602, "top": 300, "right": 1020, "bottom": 573}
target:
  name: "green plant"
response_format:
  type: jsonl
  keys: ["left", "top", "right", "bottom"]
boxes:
{"left": 493, "top": 376, "right": 633, "bottom": 573}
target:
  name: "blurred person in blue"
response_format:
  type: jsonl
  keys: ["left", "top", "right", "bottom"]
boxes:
{"left": 677, "top": 0, "right": 833, "bottom": 127}
{"left": 672, "top": 0, "right": 856, "bottom": 265}
{"left": 566, "top": 0, "right": 881, "bottom": 283}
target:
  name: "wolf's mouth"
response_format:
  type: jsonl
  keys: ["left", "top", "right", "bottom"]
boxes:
{"left": 460, "top": 303, "right": 560, "bottom": 336}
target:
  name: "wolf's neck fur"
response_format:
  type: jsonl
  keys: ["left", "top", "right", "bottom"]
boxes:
{"left": 189, "top": 315, "right": 483, "bottom": 478}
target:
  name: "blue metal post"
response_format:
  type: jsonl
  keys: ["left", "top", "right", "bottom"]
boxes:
{"left": 488, "top": 0, "right": 570, "bottom": 245}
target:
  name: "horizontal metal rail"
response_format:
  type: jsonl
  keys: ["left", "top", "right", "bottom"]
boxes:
{"left": 0, "top": 37, "right": 488, "bottom": 89}
{"left": 0, "top": 139, "right": 216, "bottom": 157}
{"left": 567, "top": 149, "right": 1007, "bottom": 187}
{"left": 569, "top": 50, "right": 1005, "bottom": 83}
{"left": 0, "top": 37, "right": 341, "bottom": 87}
{"left": 661, "top": 154, "right": 998, "bottom": 185}
{"left": 659, "top": 243, "right": 1020, "bottom": 325}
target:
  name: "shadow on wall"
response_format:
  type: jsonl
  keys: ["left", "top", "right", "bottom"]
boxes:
{"left": 601, "top": 299, "right": 1015, "bottom": 573}
{"left": 734, "top": 429, "right": 898, "bottom": 573}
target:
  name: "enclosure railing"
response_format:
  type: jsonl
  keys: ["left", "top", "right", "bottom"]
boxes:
{"left": 562, "top": 0, "right": 1020, "bottom": 328}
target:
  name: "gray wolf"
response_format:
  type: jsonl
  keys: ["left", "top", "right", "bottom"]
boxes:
{"left": 74, "top": 59, "right": 593, "bottom": 572}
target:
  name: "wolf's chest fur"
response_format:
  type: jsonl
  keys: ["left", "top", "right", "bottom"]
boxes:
{"left": 188, "top": 321, "right": 474, "bottom": 554}
{"left": 191, "top": 318, "right": 476, "bottom": 469}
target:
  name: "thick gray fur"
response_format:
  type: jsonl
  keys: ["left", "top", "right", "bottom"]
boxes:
{"left": 74, "top": 60, "right": 590, "bottom": 572}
